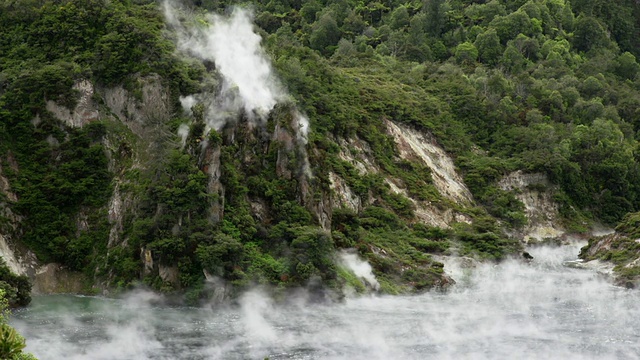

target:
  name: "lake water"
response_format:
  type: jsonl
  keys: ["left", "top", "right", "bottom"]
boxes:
{"left": 12, "top": 243, "right": 640, "bottom": 359}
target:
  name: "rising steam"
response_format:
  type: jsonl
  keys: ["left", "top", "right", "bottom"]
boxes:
{"left": 177, "top": 123, "right": 189, "bottom": 149}
{"left": 163, "top": 1, "right": 309, "bottom": 143}
{"left": 339, "top": 250, "right": 380, "bottom": 290}
{"left": 16, "top": 243, "right": 640, "bottom": 360}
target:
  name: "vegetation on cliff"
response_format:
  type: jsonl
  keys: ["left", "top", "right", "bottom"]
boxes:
{"left": 1, "top": 0, "right": 640, "bottom": 300}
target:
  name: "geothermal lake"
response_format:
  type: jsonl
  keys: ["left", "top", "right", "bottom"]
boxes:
{"left": 12, "top": 243, "right": 640, "bottom": 360}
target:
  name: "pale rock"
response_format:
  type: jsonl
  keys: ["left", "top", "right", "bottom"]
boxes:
{"left": 46, "top": 79, "right": 99, "bottom": 128}
{"left": 329, "top": 172, "right": 361, "bottom": 212}
{"left": 386, "top": 120, "right": 473, "bottom": 204}
{"left": 33, "top": 263, "right": 86, "bottom": 294}
{"left": 498, "top": 170, "right": 565, "bottom": 242}
{"left": 159, "top": 264, "right": 180, "bottom": 286}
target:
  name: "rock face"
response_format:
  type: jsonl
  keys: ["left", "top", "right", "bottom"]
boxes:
{"left": 386, "top": 120, "right": 473, "bottom": 204}
{"left": 0, "top": 160, "right": 38, "bottom": 278}
{"left": 0, "top": 76, "right": 176, "bottom": 293}
{"left": 498, "top": 170, "right": 565, "bottom": 242}
{"left": 329, "top": 172, "right": 361, "bottom": 212}
{"left": 99, "top": 75, "right": 171, "bottom": 138}
{"left": 3, "top": 75, "right": 587, "bottom": 297}
{"left": 328, "top": 120, "right": 472, "bottom": 229}
{"left": 577, "top": 210, "right": 640, "bottom": 287}
{"left": 204, "top": 146, "right": 224, "bottom": 224}
{"left": 45, "top": 80, "right": 99, "bottom": 128}
{"left": 32, "top": 264, "right": 86, "bottom": 294}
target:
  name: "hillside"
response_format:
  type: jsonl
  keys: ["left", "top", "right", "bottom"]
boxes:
{"left": 1, "top": 0, "right": 640, "bottom": 302}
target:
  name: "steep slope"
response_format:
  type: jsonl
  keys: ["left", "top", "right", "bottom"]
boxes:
{"left": 1, "top": 0, "right": 640, "bottom": 301}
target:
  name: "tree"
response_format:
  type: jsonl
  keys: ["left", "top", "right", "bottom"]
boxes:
{"left": 299, "top": 0, "right": 321, "bottom": 23}
{"left": 573, "top": 15, "right": 610, "bottom": 52}
{"left": 464, "top": 0, "right": 506, "bottom": 26}
{"left": 195, "top": 234, "right": 244, "bottom": 279}
{"left": 341, "top": 9, "right": 366, "bottom": 37}
{"left": 490, "top": 10, "right": 534, "bottom": 44}
{"left": 455, "top": 42, "right": 478, "bottom": 65}
{"left": 309, "top": 12, "right": 341, "bottom": 56}
{"left": 615, "top": 52, "right": 640, "bottom": 80}
{"left": 389, "top": 5, "right": 409, "bottom": 30}
{"left": 501, "top": 44, "right": 527, "bottom": 72}
{"left": 424, "top": 0, "right": 446, "bottom": 37}
{"left": 475, "top": 28, "right": 503, "bottom": 65}
{"left": 557, "top": 1, "right": 575, "bottom": 32}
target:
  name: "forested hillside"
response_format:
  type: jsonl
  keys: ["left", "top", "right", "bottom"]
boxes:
{"left": 1, "top": 0, "right": 640, "bottom": 301}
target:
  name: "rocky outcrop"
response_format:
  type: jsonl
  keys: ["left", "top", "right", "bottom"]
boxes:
{"left": 31, "top": 76, "right": 175, "bottom": 291}
{"left": 498, "top": 171, "right": 565, "bottom": 242}
{"left": 328, "top": 123, "right": 474, "bottom": 229}
{"left": 579, "top": 215, "right": 640, "bottom": 287}
{"left": 99, "top": 75, "right": 171, "bottom": 139}
{"left": 386, "top": 120, "right": 473, "bottom": 205}
{"left": 337, "top": 136, "right": 381, "bottom": 175}
{"left": 107, "top": 183, "right": 125, "bottom": 247}
{"left": 45, "top": 80, "right": 99, "bottom": 128}
{"left": 204, "top": 145, "right": 224, "bottom": 224}
{"left": 329, "top": 172, "right": 361, "bottom": 212}
{"left": 0, "top": 159, "right": 38, "bottom": 277}
{"left": 32, "top": 264, "right": 87, "bottom": 294}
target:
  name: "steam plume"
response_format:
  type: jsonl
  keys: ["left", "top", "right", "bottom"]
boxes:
{"left": 339, "top": 250, "right": 380, "bottom": 290}
{"left": 163, "top": 1, "right": 308, "bottom": 142}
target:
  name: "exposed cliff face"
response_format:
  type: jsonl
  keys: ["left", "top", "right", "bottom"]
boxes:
{"left": 45, "top": 80, "right": 99, "bottom": 128}
{"left": 328, "top": 121, "right": 472, "bottom": 229}
{"left": 98, "top": 77, "right": 176, "bottom": 290}
{"left": 203, "top": 145, "right": 224, "bottom": 223}
{"left": 4, "top": 74, "right": 581, "bottom": 297}
{"left": 32, "top": 263, "right": 86, "bottom": 293}
{"left": 498, "top": 171, "right": 565, "bottom": 242}
{"left": 0, "top": 159, "right": 38, "bottom": 278}
{"left": 1, "top": 10, "right": 602, "bottom": 300}
{"left": 386, "top": 120, "right": 472, "bottom": 205}
{"left": 99, "top": 75, "right": 171, "bottom": 140}
{"left": 2, "top": 76, "right": 176, "bottom": 293}
{"left": 329, "top": 172, "right": 361, "bottom": 213}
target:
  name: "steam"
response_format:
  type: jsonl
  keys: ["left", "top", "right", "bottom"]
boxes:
{"left": 173, "top": 6, "right": 281, "bottom": 117}
{"left": 164, "top": 1, "right": 309, "bottom": 144}
{"left": 14, "top": 244, "right": 640, "bottom": 359}
{"left": 339, "top": 250, "right": 380, "bottom": 290}
{"left": 177, "top": 123, "right": 190, "bottom": 149}
{"left": 239, "top": 290, "right": 277, "bottom": 344}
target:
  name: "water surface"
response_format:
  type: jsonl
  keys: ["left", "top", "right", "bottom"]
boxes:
{"left": 12, "top": 243, "right": 640, "bottom": 359}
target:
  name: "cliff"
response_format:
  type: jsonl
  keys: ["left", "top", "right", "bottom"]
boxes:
{"left": 1, "top": 0, "right": 640, "bottom": 302}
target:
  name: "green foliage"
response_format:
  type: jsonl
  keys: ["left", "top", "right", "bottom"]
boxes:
{"left": 309, "top": 12, "right": 341, "bottom": 56}
{"left": 195, "top": 234, "right": 244, "bottom": 278}
{"left": 454, "top": 217, "right": 521, "bottom": 260}
{"left": 289, "top": 227, "right": 336, "bottom": 282}
{"left": 614, "top": 212, "right": 640, "bottom": 239}
{"left": 0, "top": 260, "right": 31, "bottom": 308}
{"left": 455, "top": 42, "right": 478, "bottom": 64}
{"left": 475, "top": 28, "right": 503, "bottom": 65}
{"left": 0, "top": 324, "right": 25, "bottom": 359}
{"left": 572, "top": 15, "right": 611, "bottom": 53}
{"left": 0, "top": 290, "right": 37, "bottom": 360}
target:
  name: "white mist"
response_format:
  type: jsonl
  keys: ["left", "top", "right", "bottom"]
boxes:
{"left": 15, "top": 243, "right": 640, "bottom": 360}
{"left": 339, "top": 250, "right": 380, "bottom": 290}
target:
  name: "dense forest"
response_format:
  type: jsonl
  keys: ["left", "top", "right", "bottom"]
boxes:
{"left": 1, "top": 0, "right": 640, "bottom": 302}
